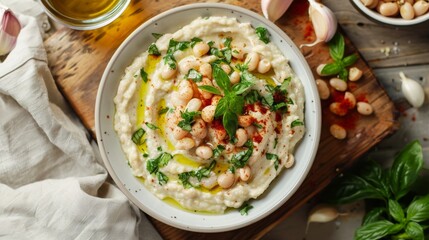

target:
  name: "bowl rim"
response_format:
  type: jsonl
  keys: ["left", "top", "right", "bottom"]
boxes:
{"left": 350, "top": 0, "right": 429, "bottom": 26}
{"left": 95, "top": 2, "right": 321, "bottom": 232}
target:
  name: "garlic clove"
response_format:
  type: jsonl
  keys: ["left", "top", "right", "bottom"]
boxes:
{"left": 306, "top": 204, "right": 344, "bottom": 234}
{"left": 300, "top": 0, "right": 337, "bottom": 48}
{"left": 0, "top": 7, "right": 21, "bottom": 56}
{"left": 261, "top": 0, "right": 294, "bottom": 22}
{"left": 399, "top": 72, "right": 425, "bottom": 108}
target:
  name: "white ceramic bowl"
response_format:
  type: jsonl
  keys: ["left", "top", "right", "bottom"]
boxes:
{"left": 95, "top": 3, "right": 321, "bottom": 232}
{"left": 351, "top": 0, "right": 429, "bottom": 26}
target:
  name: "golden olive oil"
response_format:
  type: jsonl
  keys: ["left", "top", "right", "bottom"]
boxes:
{"left": 46, "top": 0, "right": 123, "bottom": 20}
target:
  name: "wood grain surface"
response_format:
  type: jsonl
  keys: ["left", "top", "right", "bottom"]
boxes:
{"left": 44, "top": 0, "right": 398, "bottom": 239}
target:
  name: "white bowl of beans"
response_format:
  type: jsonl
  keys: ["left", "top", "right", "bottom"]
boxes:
{"left": 351, "top": 0, "right": 429, "bottom": 26}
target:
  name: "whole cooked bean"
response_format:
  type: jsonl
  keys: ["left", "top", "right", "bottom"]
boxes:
{"left": 224, "top": 143, "right": 235, "bottom": 154}
{"left": 217, "top": 172, "right": 235, "bottom": 189}
{"left": 171, "top": 92, "right": 187, "bottom": 108}
{"left": 330, "top": 124, "right": 347, "bottom": 140}
{"left": 201, "top": 105, "right": 216, "bottom": 123}
{"left": 173, "top": 126, "right": 188, "bottom": 140}
{"left": 193, "top": 42, "right": 210, "bottom": 57}
{"left": 230, "top": 71, "right": 241, "bottom": 84}
{"left": 377, "top": 2, "right": 399, "bottom": 16}
{"left": 238, "top": 165, "right": 251, "bottom": 182}
{"left": 195, "top": 145, "right": 213, "bottom": 159}
{"left": 257, "top": 59, "right": 272, "bottom": 74}
{"left": 357, "top": 102, "right": 373, "bottom": 115}
{"left": 199, "top": 63, "right": 212, "bottom": 79}
{"left": 414, "top": 1, "right": 429, "bottom": 16}
{"left": 329, "top": 78, "right": 348, "bottom": 92}
{"left": 329, "top": 102, "right": 347, "bottom": 116}
{"left": 238, "top": 115, "right": 253, "bottom": 127}
{"left": 245, "top": 52, "right": 260, "bottom": 72}
{"left": 349, "top": 67, "right": 363, "bottom": 81}
{"left": 316, "top": 79, "right": 330, "bottom": 100}
{"left": 221, "top": 63, "right": 232, "bottom": 74}
{"left": 176, "top": 137, "right": 195, "bottom": 150}
{"left": 231, "top": 42, "right": 246, "bottom": 60}
{"left": 285, "top": 154, "right": 295, "bottom": 168}
{"left": 400, "top": 2, "right": 415, "bottom": 19}
{"left": 235, "top": 128, "right": 248, "bottom": 147}
{"left": 191, "top": 119, "right": 207, "bottom": 139}
{"left": 178, "top": 80, "right": 193, "bottom": 102}
{"left": 186, "top": 98, "right": 202, "bottom": 112}
{"left": 201, "top": 173, "right": 217, "bottom": 189}
{"left": 344, "top": 91, "right": 356, "bottom": 109}
{"left": 178, "top": 58, "right": 200, "bottom": 75}
{"left": 161, "top": 64, "right": 177, "bottom": 79}
{"left": 197, "top": 78, "right": 213, "bottom": 100}
{"left": 360, "top": 0, "right": 379, "bottom": 9}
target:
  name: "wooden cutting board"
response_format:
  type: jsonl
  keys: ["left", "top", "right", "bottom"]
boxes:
{"left": 44, "top": 0, "right": 398, "bottom": 239}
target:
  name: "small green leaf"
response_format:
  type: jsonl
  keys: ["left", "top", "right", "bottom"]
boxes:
{"left": 213, "top": 145, "right": 225, "bottom": 158}
{"left": 255, "top": 27, "right": 270, "bottom": 44}
{"left": 244, "top": 90, "right": 261, "bottom": 104}
{"left": 388, "top": 199, "right": 404, "bottom": 222}
{"left": 178, "top": 110, "right": 200, "bottom": 132}
{"left": 291, "top": 119, "right": 304, "bottom": 128}
{"left": 176, "top": 41, "right": 190, "bottom": 51}
{"left": 148, "top": 43, "right": 161, "bottom": 56}
{"left": 140, "top": 68, "right": 148, "bottom": 83}
{"left": 328, "top": 32, "right": 345, "bottom": 61}
{"left": 273, "top": 138, "right": 278, "bottom": 149}
{"left": 280, "top": 77, "right": 291, "bottom": 92}
{"left": 185, "top": 69, "right": 202, "bottom": 82}
{"left": 158, "top": 107, "right": 170, "bottom": 115}
{"left": 223, "top": 110, "right": 238, "bottom": 139}
{"left": 343, "top": 54, "right": 358, "bottom": 67}
{"left": 190, "top": 37, "right": 202, "bottom": 47}
{"left": 178, "top": 172, "right": 193, "bottom": 189}
{"left": 405, "top": 222, "right": 424, "bottom": 240}
{"left": 362, "top": 208, "right": 386, "bottom": 226}
{"left": 146, "top": 159, "right": 159, "bottom": 174}
{"left": 239, "top": 202, "right": 253, "bottom": 216}
{"left": 157, "top": 171, "right": 169, "bottom": 185}
{"left": 214, "top": 97, "right": 228, "bottom": 117}
{"left": 266, "top": 153, "right": 279, "bottom": 170}
{"left": 198, "top": 85, "right": 221, "bottom": 95}
{"left": 321, "top": 62, "right": 342, "bottom": 76}
{"left": 151, "top": 33, "right": 163, "bottom": 39}
{"left": 223, "top": 37, "right": 232, "bottom": 48}
{"left": 131, "top": 128, "right": 145, "bottom": 145}
{"left": 407, "top": 194, "right": 429, "bottom": 222}
{"left": 163, "top": 54, "right": 176, "bottom": 70}
{"left": 145, "top": 122, "right": 159, "bottom": 130}
{"left": 213, "top": 64, "right": 231, "bottom": 92}
{"left": 229, "top": 95, "right": 244, "bottom": 115}
{"left": 355, "top": 220, "right": 401, "bottom": 240}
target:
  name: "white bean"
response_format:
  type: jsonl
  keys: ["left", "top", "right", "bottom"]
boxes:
{"left": 191, "top": 119, "right": 207, "bottom": 139}
{"left": 285, "top": 154, "right": 295, "bottom": 168}
{"left": 178, "top": 58, "right": 200, "bottom": 75}
{"left": 238, "top": 115, "right": 253, "bottom": 128}
{"left": 230, "top": 71, "right": 241, "bottom": 84}
{"left": 377, "top": 2, "right": 399, "bottom": 16}
{"left": 349, "top": 67, "right": 363, "bottom": 81}
{"left": 330, "top": 124, "right": 347, "bottom": 140}
{"left": 344, "top": 91, "right": 356, "bottom": 109}
{"left": 178, "top": 80, "right": 193, "bottom": 102}
{"left": 211, "top": 95, "right": 222, "bottom": 106}
{"left": 171, "top": 92, "right": 187, "bottom": 108}
{"left": 217, "top": 172, "right": 235, "bottom": 189}
{"left": 161, "top": 64, "right": 177, "bottom": 79}
{"left": 400, "top": 2, "right": 415, "bottom": 19}
{"left": 214, "top": 128, "right": 227, "bottom": 142}
{"left": 329, "top": 78, "right": 348, "bottom": 92}
{"left": 316, "top": 79, "right": 330, "bottom": 100}
{"left": 414, "top": 1, "right": 429, "bottom": 16}
{"left": 357, "top": 102, "right": 373, "bottom": 115}
{"left": 360, "top": 0, "right": 379, "bottom": 9}
{"left": 197, "top": 78, "right": 213, "bottom": 100}
{"left": 186, "top": 98, "right": 202, "bottom": 112}
{"left": 245, "top": 52, "right": 260, "bottom": 72}
{"left": 195, "top": 145, "right": 213, "bottom": 159}
{"left": 238, "top": 165, "right": 251, "bottom": 182}
{"left": 173, "top": 126, "right": 188, "bottom": 140}
{"left": 221, "top": 63, "right": 232, "bottom": 74}
{"left": 257, "top": 59, "right": 272, "bottom": 74}
{"left": 193, "top": 42, "right": 210, "bottom": 57}
{"left": 176, "top": 137, "right": 195, "bottom": 150}
{"left": 235, "top": 128, "right": 248, "bottom": 147}
{"left": 199, "top": 63, "right": 212, "bottom": 79}
{"left": 232, "top": 47, "right": 245, "bottom": 59}
{"left": 201, "top": 172, "right": 218, "bottom": 189}
{"left": 224, "top": 143, "right": 235, "bottom": 154}
{"left": 329, "top": 102, "right": 347, "bottom": 116}
{"left": 245, "top": 125, "right": 256, "bottom": 139}
{"left": 201, "top": 105, "right": 216, "bottom": 123}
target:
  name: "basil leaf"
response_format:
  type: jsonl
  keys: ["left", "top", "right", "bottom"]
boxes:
{"left": 163, "top": 54, "right": 176, "bottom": 70}
{"left": 214, "top": 97, "right": 228, "bottom": 117}
{"left": 190, "top": 37, "right": 202, "bottom": 47}
{"left": 405, "top": 222, "right": 424, "bottom": 240}
{"left": 158, "top": 152, "right": 172, "bottom": 167}
{"left": 229, "top": 95, "right": 244, "bottom": 115}
{"left": 407, "top": 194, "right": 429, "bottom": 222}
{"left": 362, "top": 207, "right": 386, "bottom": 226}
{"left": 223, "top": 37, "right": 232, "bottom": 48}
{"left": 213, "top": 145, "right": 225, "bottom": 158}
{"left": 355, "top": 220, "right": 400, "bottom": 240}
{"left": 158, "top": 107, "right": 170, "bottom": 115}
{"left": 291, "top": 119, "right": 304, "bottom": 128}
{"left": 343, "top": 53, "right": 358, "bottom": 67}
{"left": 146, "top": 159, "right": 159, "bottom": 174}
{"left": 178, "top": 110, "right": 200, "bottom": 132}
{"left": 339, "top": 68, "right": 349, "bottom": 81}
{"left": 321, "top": 62, "right": 342, "bottom": 76}
{"left": 148, "top": 43, "right": 161, "bottom": 56}
{"left": 140, "top": 68, "right": 148, "bottom": 83}
{"left": 244, "top": 90, "right": 261, "bottom": 104}
{"left": 280, "top": 77, "right": 291, "bottom": 92}
{"left": 167, "top": 39, "right": 178, "bottom": 54}
{"left": 388, "top": 199, "right": 404, "bottom": 222}
{"left": 357, "top": 160, "right": 391, "bottom": 199}
{"left": 323, "top": 174, "right": 385, "bottom": 204}
{"left": 157, "top": 171, "right": 169, "bottom": 185}
{"left": 194, "top": 160, "right": 216, "bottom": 181}
{"left": 266, "top": 153, "right": 279, "bottom": 170}
{"left": 178, "top": 172, "right": 193, "bottom": 189}
{"left": 145, "top": 122, "right": 159, "bottom": 130}
{"left": 151, "top": 33, "right": 163, "bottom": 39}
{"left": 328, "top": 32, "right": 345, "bottom": 61}
{"left": 213, "top": 64, "right": 231, "bottom": 92}
{"left": 176, "top": 41, "right": 190, "bottom": 51}
{"left": 198, "top": 85, "right": 221, "bottom": 95}
{"left": 131, "top": 128, "right": 145, "bottom": 145}
{"left": 233, "top": 75, "right": 256, "bottom": 95}
{"left": 223, "top": 110, "right": 238, "bottom": 139}
{"left": 239, "top": 202, "right": 253, "bottom": 216}
{"left": 255, "top": 27, "right": 270, "bottom": 44}
{"left": 210, "top": 47, "right": 224, "bottom": 58}
{"left": 222, "top": 48, "right": 232, "bottom": 63}
{"left": 235, "top": 62, "right": 248, "bottom": 72}
{"left": 186, "top": 69, "right": 202, "bottom": 82}
{"left": 390, "top": 140, "right": 423, "bottom": 200}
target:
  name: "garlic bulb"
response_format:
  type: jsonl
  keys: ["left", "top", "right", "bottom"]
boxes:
{"left": 399, "top": 71, "right": 425, "bottom": 108}
{"left": 300, "top": 0, "right": 337, "bottom": 48}
{"left": 261, "top": 0, "right": 294, "bottom": 22}
{"left": 0, "top": 6, "right": 21, "bottom": 56}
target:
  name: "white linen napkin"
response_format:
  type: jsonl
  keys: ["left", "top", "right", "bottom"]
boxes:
{"left": 0, "top": 4, "right": 161, "bottom": 240}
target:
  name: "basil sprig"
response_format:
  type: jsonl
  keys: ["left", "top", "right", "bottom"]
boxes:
{"left": 321, "top": 33, "right": 358, "bottom": 80}
{"left": 323, "top": 141, "right": 428, "bottom": 240}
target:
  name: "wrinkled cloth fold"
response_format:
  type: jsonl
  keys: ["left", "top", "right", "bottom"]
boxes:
{"left": 0, "top": 6, "right": 159, "bottom": 240}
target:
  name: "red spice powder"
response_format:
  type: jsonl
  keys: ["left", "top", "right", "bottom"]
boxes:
{"left": 303, "top": 22, "right": 314, "bottom": 41}
{"left": 355, "top": 94, "right": 368, "bottom": 103}
{"left": 253, "top": 133, "right": 263, "bottom": 143}
{"left": 289, "top": 0, "right": 309, "bottom": 16}
{"left": 211, "top": 119, "right": 225, "bottom": 131}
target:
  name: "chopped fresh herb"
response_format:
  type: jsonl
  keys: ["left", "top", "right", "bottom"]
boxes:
{"left": 232, "top": 71, "right": 256, "bottom": 95}
{"left": 239, "top": 202, "right": 254, "bottom": 216}
{"left": 210, "top": 47, "right": 224, "bottom": 58}
{"left": 255, "top": 27, "right": 270, "bottom": 44}
{"left": 230, "top": 140, "right": 253, "bottom": 168}
{"left": 140, "top": 68, "right": 148, "bottom": 83}
{"left": 157, "top": 146, "right": 162, "bottom": 152}
{"left": 213, "top": 145, "right": 226, "bottom": 158}
{"left": 207, "top": 41, "right": 214, "bottom": 47}
{"left": 223, "top": 37, "right": 232, "bottom": 48}
{"left": 151, "top": 33, "right": 163, "bottom": 39}
{"left": 235, "top": 62, "right": 249, "bottom": 72}
{"left": 148, "top": 43, "right": 161, "bottom": 56}
{"left": 185, "top": 69, "right": 202, "bottom": 82}
{"left": 190, "top": 37, "right": 203, "bottom": 48}
{"left": 145, "top": 122, "right": 159, "bottom": 130}
{"left": 252, "top": 122, "right": 263, "bottom": 129}
{"left": 157, "top": 172, "right": 168, "bottom": 185}
{"left": 321, "top": 33, "right": 359, "bottom": 80}
{"left": 244, "top": 90, "right": 261, "bottom": 104}
{"left": 197, "top": 85, "right": 221, "bottom": 95}
{"left": 266, "top": 153, "right": 279, "bottom": 170}
{"left": 131, "top": 128, "right": 145, "bottom": 145}
{"left": 163, "top": 54, "right": 176, "bottom": 70}
{"left": 178, "top": 172, "right": 193, "bottom": 189}
{"left": 176, "top": 41, "right": 190, "bottom": 51}
{"left": 127, "top": 161, "right": 131, "bottom": 167}
{"left": 291, "top": 119, "right": 304, "bottom": 128}
{"left": 280, "top": 77, "right": 291, "bottom": 92}
{"left": 146, "top": 152, "right": 173, "bottom": 180}
{"left": 178, "top": 161, "right": 216, "bottom": 188}
{"left": 178, "top": 110, "right": 200, "bottom": 132}
{"left": 274, "top": 138, "right": 278, "bottom": 149}
{"left": 158, "top": 107, "right": 170, "bottom": 115}
{"left": 143, "top": 153, "right": 149, "bottom": 158}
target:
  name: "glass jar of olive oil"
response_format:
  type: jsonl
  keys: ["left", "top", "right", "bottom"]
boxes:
{"left": 40, "top": 0, "right": 130, "bottom": 30}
